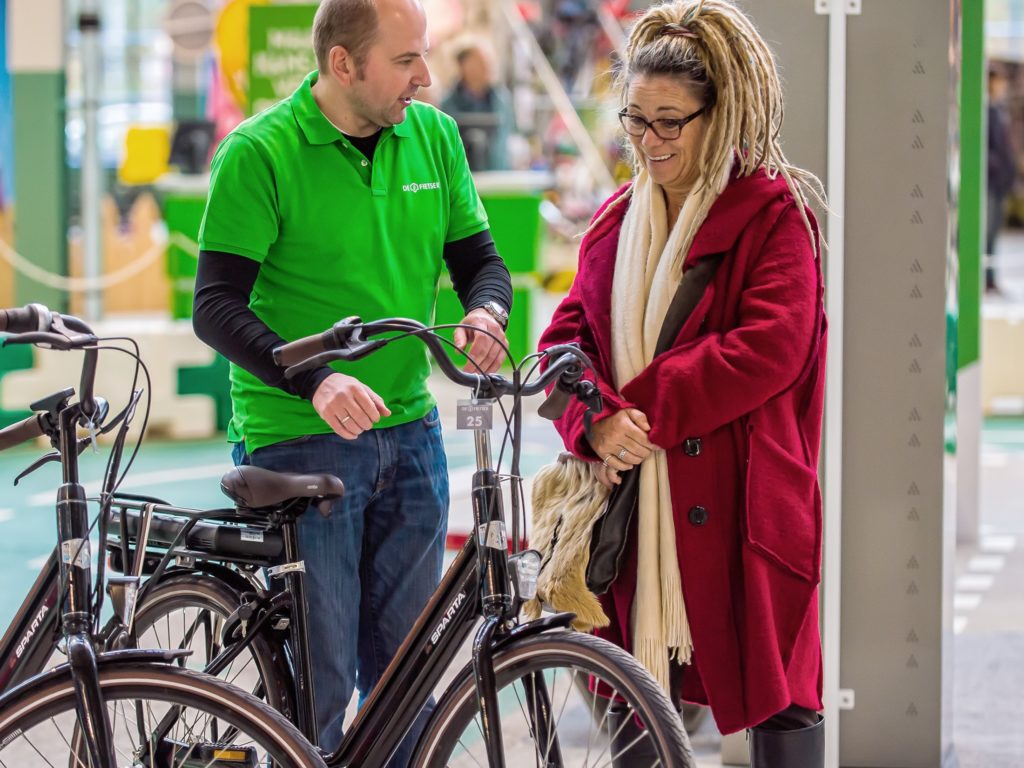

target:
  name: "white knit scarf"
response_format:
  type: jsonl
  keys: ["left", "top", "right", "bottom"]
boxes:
{"left": 609, "top": 166, "right": 728, "bottom": 691}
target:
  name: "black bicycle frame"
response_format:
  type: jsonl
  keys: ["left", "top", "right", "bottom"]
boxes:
{"left": 0, "top": 548, "right": 61, "bottom": 690}
{"left": 316, "top": 426, "right": 554, "bottom": 768}
{"left": 56, "top": 399, "right": 117, "bottom": 768}
{"left": 324, "top": 534, "right": 481, "bottom": 767}
{"left": 183, "top": 429, "right": 553, "bottom": 767}
{"left": 93, "top": 324, "right": 592, "bottom": 768}
{"left": 0, "top": 330, "right": 116, "bottom": 765}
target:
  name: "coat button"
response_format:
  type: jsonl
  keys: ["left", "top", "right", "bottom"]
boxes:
{"left": 688, "top": 505, "right": 708, "bottom": 526}
{"left": 683, "top": 438, "right": 702, "bottom": 457}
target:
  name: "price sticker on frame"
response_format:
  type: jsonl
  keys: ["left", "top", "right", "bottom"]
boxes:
{"left": 456, "top": 399, "right": 494, "bottom": 431}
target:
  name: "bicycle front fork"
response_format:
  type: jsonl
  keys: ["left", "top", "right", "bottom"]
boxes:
{"left": 66, "top": 630, "right": 117, "bottom": 768}
{"left": 471, "top": 468, "right": 562, "bottom": 766}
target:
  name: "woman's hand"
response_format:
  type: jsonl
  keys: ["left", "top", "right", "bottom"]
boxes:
{"left": 595, "top": 462, "right": 622, "bottom": 490}
{"left": 587, "top": 408, "right": 657, "bottom": 474}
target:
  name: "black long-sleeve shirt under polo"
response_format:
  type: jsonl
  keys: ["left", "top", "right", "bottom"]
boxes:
{"left": 193, "top": 227, "right": 512, "bottom": 401}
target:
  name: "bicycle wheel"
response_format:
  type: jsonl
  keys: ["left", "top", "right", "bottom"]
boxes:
{"left": 412, "top": 630, "right": 695, "bottom": 768}
{"left": 133, "top": 571, "right": 292, "bottom": 712}
{"left": 0, "top": 661, "right": 324, "bottom": 767}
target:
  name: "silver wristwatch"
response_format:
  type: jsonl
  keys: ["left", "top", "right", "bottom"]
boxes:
{"left": 478, "top": 300, "right": 509, "bottom": 330}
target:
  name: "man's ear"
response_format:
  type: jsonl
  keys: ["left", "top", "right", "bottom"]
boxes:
{"left": 328, "top": 45, "right": 357, "bottom": 85}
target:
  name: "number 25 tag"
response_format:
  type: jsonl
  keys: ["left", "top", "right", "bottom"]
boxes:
{"left": 457, "top": 399, "right": 494, "bottom": 431}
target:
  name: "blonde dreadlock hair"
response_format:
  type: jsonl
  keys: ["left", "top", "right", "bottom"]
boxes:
{"left": 592, "top": 0, "right": 825, "bottom": 268}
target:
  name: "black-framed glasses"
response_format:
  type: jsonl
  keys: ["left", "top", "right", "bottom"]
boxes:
{"left": 617, "top": 106, "right": 707, "bottom": 140}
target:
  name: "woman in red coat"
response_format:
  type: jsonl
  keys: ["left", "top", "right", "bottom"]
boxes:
{"left": 538, "top": 1, "right": 828, "bottom": 765}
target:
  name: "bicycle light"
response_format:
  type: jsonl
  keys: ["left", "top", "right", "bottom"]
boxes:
{"left": 510, "top": 549, "right": 542, "bottom": 601}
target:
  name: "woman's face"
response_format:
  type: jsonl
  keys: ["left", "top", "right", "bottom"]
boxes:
{"left": 623, "top": 74, "right": 708, "bottom": 201}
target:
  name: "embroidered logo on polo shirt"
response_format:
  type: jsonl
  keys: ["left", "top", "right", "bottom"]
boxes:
{"left": 402, "top": 181, "right": 441, "bottom": 193}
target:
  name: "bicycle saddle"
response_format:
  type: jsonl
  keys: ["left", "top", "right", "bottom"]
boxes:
{"left": 220, "top": 466, "right": 345, "bottom": 511}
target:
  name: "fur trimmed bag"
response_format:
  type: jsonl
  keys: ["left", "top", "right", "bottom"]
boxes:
{"left": 524, "top": 452, "right": 611, "bottom": 631}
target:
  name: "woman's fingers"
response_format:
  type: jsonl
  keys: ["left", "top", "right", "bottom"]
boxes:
{"left": 620, "top": 434, "right": 654, "bottom": 460}
{"left": 596, "top": 463, "right": 621, "bottom": 488}
{"left": 599, "top": 452, "right": 632, "bottom": 472}
{"left": 625, "top": 408, "right": 651, "bottom": 431}
{"left": 587, "top": 409, "right": 657, "bottom": 463}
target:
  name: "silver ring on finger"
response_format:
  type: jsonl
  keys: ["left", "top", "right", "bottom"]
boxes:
{"left": 602, "top": 454, "right": 613, "bottom": 467}
{"left": 340, "top": 415, "right": 352, "bottom": 425}
{"left": 617, "top": 447, "right": 627, "bottom": 461}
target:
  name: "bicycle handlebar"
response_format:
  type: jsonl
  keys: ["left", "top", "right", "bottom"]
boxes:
{"left": 0, "top": 303, "right": 50, "bottom": 334}
{"left": 0, "top": 413, "right": 45, "bottom": 452}
{"left": 274, "top": 318, "right": 600, "bottom": 413}
{"left": 0, "top": 304, "right": 100, "bottom": 420}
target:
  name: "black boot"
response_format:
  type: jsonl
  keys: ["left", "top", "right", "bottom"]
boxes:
{"left": 607, "top": 704, "right": 662, "bottom": 767}
{"left": 749, "top": 715, "right": 824, "bottom": 768}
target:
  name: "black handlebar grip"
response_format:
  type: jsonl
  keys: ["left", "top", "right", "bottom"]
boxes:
{"left": 0, "top": 304, "right": 49, "bottom": 334}
{"left": 273, "top": 328, "right": 337, "bottom": 367}
{"left": 537, "top": 385, "right": 573, "bottom": 421}
{"left": 0, "top": 414, "right": 45, "bottom": 452}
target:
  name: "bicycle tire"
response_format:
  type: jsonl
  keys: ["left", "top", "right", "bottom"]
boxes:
{"left": 133, "top": 571, "right": 293, "bottom": 713}
{"left": 0, "top": 661, "right": 324, "bottom": 767}
{"left": 412, "top": 630, "right": 695, "bottom": 768}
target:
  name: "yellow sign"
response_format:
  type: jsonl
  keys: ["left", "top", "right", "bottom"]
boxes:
{"left": 215, "top": 0, "right": 269, "bottom": 109}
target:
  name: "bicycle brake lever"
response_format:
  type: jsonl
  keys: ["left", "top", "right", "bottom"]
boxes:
{"left": 2, "top": 331, "right": 73, "bottom": 349}
{"left": 13, "top": 450, "right": 61, "bottom": 486}
{"left": 577, "top": 381, "right": 603, "bottom": 415}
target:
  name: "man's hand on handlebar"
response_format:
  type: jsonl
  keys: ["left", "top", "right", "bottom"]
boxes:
{"left": 312, "top": 373, "right": 392, "bottom": 440}
{"left": 453, "top": 308, "right": 507, "bottom": 374}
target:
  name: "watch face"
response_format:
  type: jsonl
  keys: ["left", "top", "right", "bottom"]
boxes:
{"left": 484, "top": 302, "right": 508, "bottom": 327}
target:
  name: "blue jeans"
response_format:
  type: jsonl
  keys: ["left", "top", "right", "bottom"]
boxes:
{"left": 232, "top": 408, "right": 449, "bottom": 765}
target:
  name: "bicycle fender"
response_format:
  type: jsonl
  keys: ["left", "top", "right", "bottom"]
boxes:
{"left": 95, "top": 648, "right": 193, "bottom": 664}
{"left": 494, "top": 612, "right": 576, "bottom": 650}
{"left": 0, "top": 649, "right": 191, "bottom": 710}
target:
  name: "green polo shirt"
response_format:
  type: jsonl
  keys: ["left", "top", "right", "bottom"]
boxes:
{"left": 199, "top": 71, "right": 488, "bottom": 451}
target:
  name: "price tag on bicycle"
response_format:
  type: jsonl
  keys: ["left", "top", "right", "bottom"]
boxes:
{"left": 456, "top": 399, "right": 494, "bottom": 431}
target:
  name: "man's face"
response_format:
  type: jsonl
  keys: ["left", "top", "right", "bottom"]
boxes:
{"left": 349, "top": 0, "right": 432, "bottom": 129}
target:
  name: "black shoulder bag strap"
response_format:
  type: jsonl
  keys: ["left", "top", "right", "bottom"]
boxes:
{"left": 586, "top": 254, "right": 725, "bottom": 595}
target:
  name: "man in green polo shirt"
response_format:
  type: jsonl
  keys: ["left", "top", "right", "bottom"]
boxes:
{"left": 192, "top": 0, "right": 512, "bottom": 762}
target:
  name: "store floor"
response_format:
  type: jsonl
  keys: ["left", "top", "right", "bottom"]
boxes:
{"left": 950, "top": 231, "right": 1024, "bottom": 767}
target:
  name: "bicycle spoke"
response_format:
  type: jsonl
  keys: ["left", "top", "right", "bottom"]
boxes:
{"left": 107, "top": 700, "right": 138, "bottom": 766}
{"left": 589, "top": 704, "right": 616, "bottom": 768}
{"left": 529, "top": 669, "right": 546, "bottom": 766}
{"left": 607, "top": 726, "right": 657, "bottom": 768}
{"left": 543, "top": 667, "right": 577, "bottom": 765}
{"left": 22, "top": 732, "right": 56, "bottom": 767}
{"left": 113, "top": 697, "right": 137, "bottom": 755}
{"left": 510, "top": 682, "right": 543, "bottom": 768}
{"left": 583, "top": 674, "right": 601, "bottom": 766}
{"left": 54, "top": 718, "right": 89, "bottom": 768}
{"left": 226, "top": 655, "right": 259, "bottom": 689}
{"left": 453, "top": 734, "right": 486, "bottom": 768}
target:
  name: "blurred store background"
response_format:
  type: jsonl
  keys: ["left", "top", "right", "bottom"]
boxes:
{"left": 3, "top": 1, "right": 1024, "bottom": 765}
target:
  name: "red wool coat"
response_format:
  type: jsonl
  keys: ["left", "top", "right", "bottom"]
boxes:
{"left": 539, "top": 169, "right": 827, "bottom": 734}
